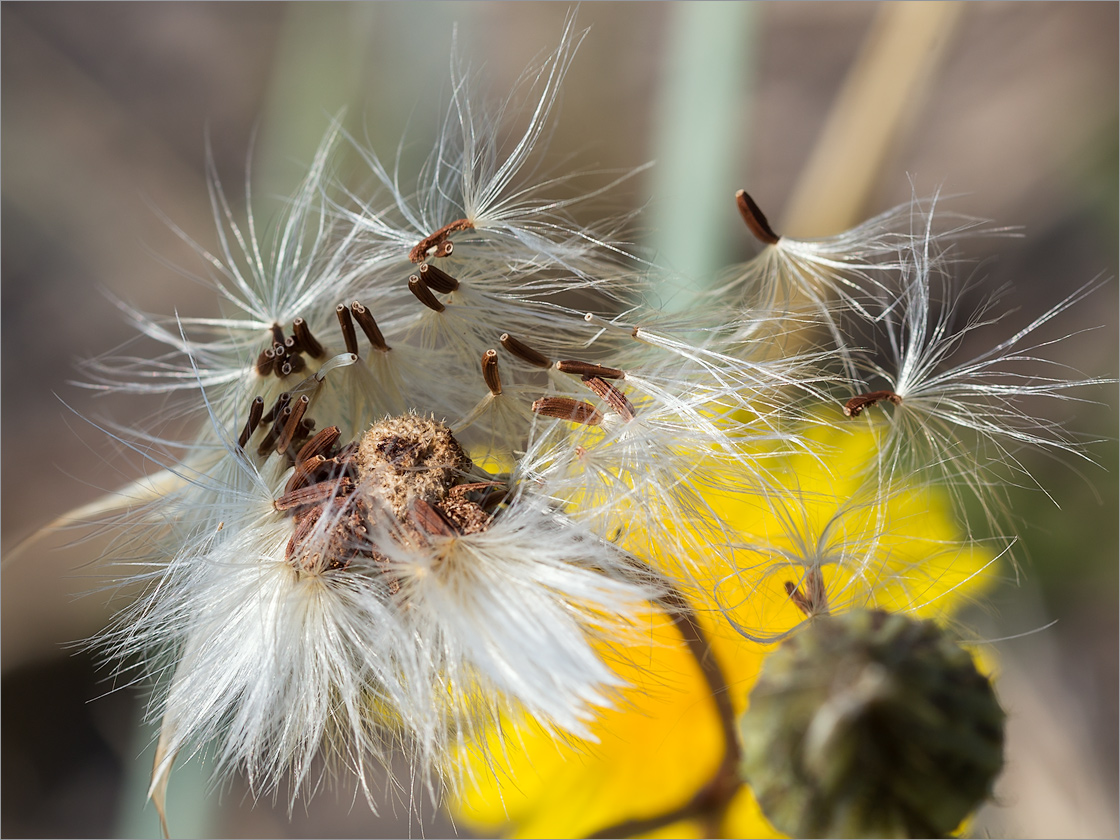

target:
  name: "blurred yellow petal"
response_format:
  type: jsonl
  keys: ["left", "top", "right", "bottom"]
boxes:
{"left": 452, "top": 419, "right": 997, "bottom": 838}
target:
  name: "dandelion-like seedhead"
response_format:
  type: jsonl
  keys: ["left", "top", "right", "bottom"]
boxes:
{"left": 834, "top": 197, "right": 1108, "bottom": 535}
{"left": 58, "top": 15, "right": 1107, "bottom": 837}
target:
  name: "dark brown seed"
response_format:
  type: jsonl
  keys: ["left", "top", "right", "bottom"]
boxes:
{"left": 292, "top": 317, "right": 326, "bottom": 359}
{"left": 499, "top": 333, "right": 551, "bottom": 368}
{"left": 276, "top": 395, "right": 310, "bottom": 455}
{"left": 336, "top": 304, "right": 359, "bottom": 356}
{"left": 843, "top": 390, "right": 903, "bottom": 418}
{"left": 286, "top": 505, "right": 322, "bottom": 559}
{"left": 419, "top": 262, "right": 460, "bottom": 293}
{"left": 255, "top": 347, "right": 275, "bottom": 377}
{"left": 350, "top": 301, "right": 390, "bottom": 352}
{"left": 260, "top": 392, "right": 290, "bottom": 425}
{"left": 448, "top": 481, "right": 509, "bottom": 510}
{"left": 274, "top": 477, "right": 353, "bottom": 512}
{"left": 481, "top": 349, "right": 502, "bottom": 396}
{"left": 410, "top": 498, "right": 458, "bottom": 537}
{"left": 408, "top": 275, "right": 446, "bottom": 313}
{"left": 531, "top": 397, "right": 604, "bottom": 426}
{"left": 735, "top": 190, "right": 781, "bottom": 245}
{"left": 285, "top": 454, "right": 328, "bottom": 495}
{"left": 556, "top": 359, "right": 625, "bottom": 380}
{"left": 582, "top": 376, "right": 636, "bottom": 422}
{"left": 295, "top": 425, "right": 341, "bottom": 465}
{"left": 270, "top": 323, "right": 287, "bottom": 346}
{"left": 237, "top": 396, "right": 265, "bottom": 448}
{"left": 448, "top": 481, "right": 507, "bottom": 495}
{"left": 257, "top": 404, "right": 290, "bottom": 456}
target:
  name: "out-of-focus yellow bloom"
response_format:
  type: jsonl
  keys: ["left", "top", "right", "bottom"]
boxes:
{"left": 452, "top": 420, "right": 995, "bottom": 838}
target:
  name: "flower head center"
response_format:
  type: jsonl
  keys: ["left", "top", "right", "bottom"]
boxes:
{"left": 276, "top": 416, "right": 499, "bottom": 577}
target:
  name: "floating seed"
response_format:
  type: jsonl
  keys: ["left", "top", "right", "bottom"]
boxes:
{"left": 556, "top": 359, "right": 625, "bottom": 380}
{"left": 500, "top": 333, "right": 551, "bottom": 368}
{"left": 336, "top": 304, "right": 359, "bottom": 356}
{"left": 736, "top": 189, "right": 781, "bottom": 245}
{"left": 419, "top": 262, "right": 460, "bottom": 293}
{"left": 408, "top": 275, "right": 446, "bottom": 312}
{"left": 583, "top": 376, "right": 635, "bottom": 422}
{"left": 292, "top": 317, "right": 325, "bottom": 359}
{"left": 350, "top": 302, "right": 390, "bottom": 352}
{"left": 784, "top": 568, "right": 829, "bottom": 618}
{"left": 409, "top": 217, "right": 474, "bottom": 264}
{"left": 481, "top": 349, "right": 502, "bottom": 396}
{"left": 843, "top": 390, "right": 902, "bottom": 418}
{"left": 532, "top": 397, "right": 604, "bottom": 426}
{"left": 237, "top": 396, "right": 265, "bottom": 449}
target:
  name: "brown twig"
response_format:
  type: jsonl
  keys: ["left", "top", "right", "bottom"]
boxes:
{"left": 586, "top": 569, "right": 742, "bottom": 839}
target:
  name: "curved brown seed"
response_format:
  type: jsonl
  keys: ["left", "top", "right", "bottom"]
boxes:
{"left": 556, "top": 359, "right": 625, "bottom": 380}
{"left": 735, "top": 190, "right": 780, "bottom": 245}
{"left": 531, "top": 397, "right": 603, "bottom": 426}
{"left": 481, "top": 349, "right": 502, "bottom": 396}
{"left": 500, "top": 333, "right": 551, "bottom": 368}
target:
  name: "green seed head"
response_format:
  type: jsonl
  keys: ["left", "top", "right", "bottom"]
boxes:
{"left": 739, "top": 610, "right": 1005, "bottom": 838}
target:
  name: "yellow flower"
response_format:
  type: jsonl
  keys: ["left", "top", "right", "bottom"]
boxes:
{"left": 452, "top": 420, "right": 995, "bottom": 838}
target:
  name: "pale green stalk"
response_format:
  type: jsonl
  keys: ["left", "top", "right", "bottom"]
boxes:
{"left": 644, "top": 2, "right": 758, "bottom": 309}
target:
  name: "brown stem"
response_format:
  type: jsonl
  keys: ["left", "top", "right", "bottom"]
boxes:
{"left": 586, "top": 572, "right": 743, "bottom": 839}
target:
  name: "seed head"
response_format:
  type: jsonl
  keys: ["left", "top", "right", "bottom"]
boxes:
{"left": 739, "top": 609, "right": 1005, "bottom": 838}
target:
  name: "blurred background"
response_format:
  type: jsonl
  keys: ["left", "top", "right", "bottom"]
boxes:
{"left": 2, "top": 2, "right": 1116, "bottom": 837}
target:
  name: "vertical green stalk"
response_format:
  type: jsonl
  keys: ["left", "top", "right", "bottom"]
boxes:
{"left": 644, "top": 2, "right": 759, "bottom": 309}
{"left": 114, "top": 717, "right": 216, "bottom": 839}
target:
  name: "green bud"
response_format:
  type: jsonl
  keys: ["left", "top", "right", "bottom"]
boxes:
{"left": 739, "top": 610, "right": 1005, "bottom": 838}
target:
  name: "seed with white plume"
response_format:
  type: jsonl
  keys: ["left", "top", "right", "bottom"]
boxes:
{"left": 108, "top": 399, "right": 655, "bottom": 831}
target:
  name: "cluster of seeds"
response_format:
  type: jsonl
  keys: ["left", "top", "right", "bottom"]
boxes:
{"left": 71, "top": 21, "right": 1102, "bottom": 836}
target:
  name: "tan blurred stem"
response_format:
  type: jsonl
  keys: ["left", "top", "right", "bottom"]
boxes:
{"left": 587, "top": 567, "right": 742, "bottom": 839}
{"left": 780, "top": 2, "right": 964, "bottom": 238}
